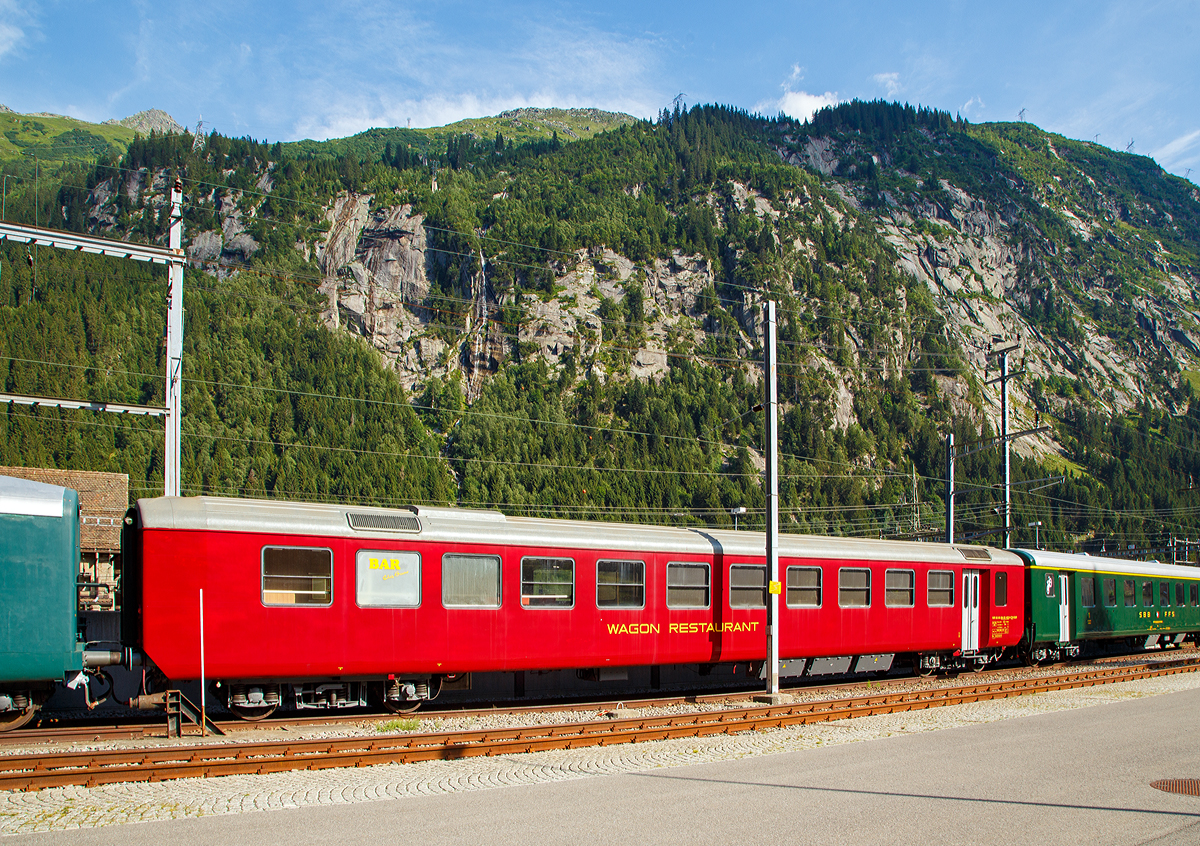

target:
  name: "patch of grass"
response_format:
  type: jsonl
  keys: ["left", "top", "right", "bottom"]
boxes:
{"left": 376, "top": 717, "right": 421, "bottom": 733}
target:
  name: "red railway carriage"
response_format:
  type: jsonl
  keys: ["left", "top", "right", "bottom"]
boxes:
{"left": 127, "top": 496, "right": 1026, "bottom": 716}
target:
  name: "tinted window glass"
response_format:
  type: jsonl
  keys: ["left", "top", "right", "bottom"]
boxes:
{"left": 262, "top": 547, "right": 332, "bottom": 606}
{"left": 1124, "top": 580, "right": 1136, "bottom": 607}
{"left": 1103, "top": 578, "right": 1116, "bottom": 607}
{"left": 442, "top": 554, "right": 501, "bottom": 607}
{"left": 1176, "top": 583, "right": 1185, "bottom": 607}
{"left": 1192, "top": 583, "right": 1199, "bottom": 607}
{"left": 839, "top": 568, "right": 871, "bottom": 608}
{"left": 786, "top": 566, "right": 821, "bottom": 608}
{"left": 730, "top": 564, "right": 767, "bottom": 609}
{"left": 597, "top": 560, "right": 644, "bottom": 608}
{"left": 521, "top": 557, "right": 574, "bottom": 608}
{"left": 1143, "top": 581, "right": 1155, "bottom": 607}
{"left": 1081, "top": 576, "right": 1095, "bottom": 608}
{"left": 995, "top": 572, "right": 1008, "bottom": 607}
{"left": 667, "top": 562, "right": 710, "bottom": 608}
{"left": 884, "top": 570, "right": 914, "bottom": 607}
{"left": 928, "top": 570, "right": 954, "bottom": 607}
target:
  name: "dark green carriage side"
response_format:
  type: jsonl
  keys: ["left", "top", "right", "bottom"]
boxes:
{"left": 1015, "top": 549, "right": 1200, "bottom": 651}
{"left": 0, "top": 475, "right": 84, "bottom": 684}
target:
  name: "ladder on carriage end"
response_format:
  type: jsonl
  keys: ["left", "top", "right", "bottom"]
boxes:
{"left": 164, "top": 689, "right": 225, "bottom": 738}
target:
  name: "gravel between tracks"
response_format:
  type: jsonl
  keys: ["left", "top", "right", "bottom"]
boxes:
{"left": 2, "top": 659, "right": 1200, "bottom": 835}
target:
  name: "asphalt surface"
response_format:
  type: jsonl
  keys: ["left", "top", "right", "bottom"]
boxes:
{"left": 7, "top": 684, "right": 1200, "bottom": 845}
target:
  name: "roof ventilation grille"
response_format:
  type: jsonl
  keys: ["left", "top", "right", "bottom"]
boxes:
{"left": 955, "top": 546, "right": 992, "bottom": 561}
{"left": 347, "top": 512, "right": 422, "bottom": 533}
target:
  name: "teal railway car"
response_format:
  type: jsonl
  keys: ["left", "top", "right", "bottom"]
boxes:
{"left": 1014, "top": 549, "right": 1200, "bottom": 663}
{"left": 0, "top": 474, "right": 84, "bottom": 729}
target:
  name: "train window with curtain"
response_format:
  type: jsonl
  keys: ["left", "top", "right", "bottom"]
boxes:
{"left": 785, "top": 566, "right": 822, "bottom": 608}
{"left": 1176, "top": 583, "right": 1185, "bottom": 607}
{"left": 1143, "top": 581, "right": 1155, "bottom": 606}
{"left": 520, "top": 557, "right": 574, "bottom": 608}
{"left": 729, "top": 564, "right": 767, "bottom": 608}
{"left": 1192, "top": 583, "right": 1199, "bottom": 606}
{"left": 995, "top": 572, "right": 1008, "bottom": 607}
{"left": 355, "top": 549, "right": 420, "bottom": 608}
{"left": 261, "top": 547, "right": 333, "bottom": 607}
{"left": 597, "top": 560, "right": 645, "bottom": 609}
{"left": 927, "top": 570, "right": 954, "bottom": 607}
{"left": 838, "top": 568, "right": 871, "bottom": 608}
{"left": 884, "top": 570, "right": 914, "bottom": 607}
{"left": 666, "top": 562, "right": 710, "bottom": 608}
{"left": 1081, "top": 576, "right": 1095, "bottom": 608}
{"left": 1161, "top": 582, "right": 1170, "bottom": 608}
{"left": 1103, "top": 578, "right": 1117, "bottom": 607}
{"left": 442, "top": 554, "right": 502, "bottom": 608}
{"left": 1124, "top": 580, "right": 1136, "bottom": 606}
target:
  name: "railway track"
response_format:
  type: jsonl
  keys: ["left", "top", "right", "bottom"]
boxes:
{"left": 7, "top": 649, "right": 1183, "bottom": 746}
{"left": 2, "top": 655, "right": 1197, "bottom": 792}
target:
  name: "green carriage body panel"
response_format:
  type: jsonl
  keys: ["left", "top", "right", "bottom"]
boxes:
{"left": 0, "top": 475, "right": 84, "bottom": 684}
{"left": 1015, "top": 549, "right": 1200, "bottom": 646}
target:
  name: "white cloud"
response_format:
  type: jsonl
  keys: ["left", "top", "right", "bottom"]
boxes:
{"left": 756, "top": 89, "right": 841, "bottom": 122}
{"left": 873, "top": 72, "right": 901, "bottom": 98}
{"left": 0, "top": 0, "right": 32, "bottom": 60}
{"left": 1151, "top": 129, "right": 1200, "bottom": 169}
{"left": 961, "top": 95, "right": 985, "bottom": 117}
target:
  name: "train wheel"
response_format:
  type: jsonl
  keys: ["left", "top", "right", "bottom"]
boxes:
{"left": 227, "top": 701, "right": 278, "bottom": 721}
{"left": 0, "top": 705, "right": 37, "bottom": 732}
{"left": 913, "top": 657, "right": 936, "bottom": 678}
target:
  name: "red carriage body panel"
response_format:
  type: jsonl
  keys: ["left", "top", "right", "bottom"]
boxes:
{"left": 134, "top": 497, "right": 1026, "bottom": 681}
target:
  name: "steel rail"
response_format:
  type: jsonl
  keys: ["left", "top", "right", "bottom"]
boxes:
{"left": 2, "top": 657, "right": 1197, "bottom": 792}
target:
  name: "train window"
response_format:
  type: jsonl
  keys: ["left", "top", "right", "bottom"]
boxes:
{"left": 1176, "top": 583, "right": 1185, "bottom": 607}
{"left": 786, "top": 567, "right": 822, "bottom": 608}
{"left": 1081, "top": 577, "right": 1095, "bottom": 608}
{"left": 520, "top": 557, "right": 574, "bottom": 609}
{"left": 1143, "top": 581, "right": 1155, "bottom": 607}
{"left": 442, "top": 554, "right": 502, "bottom": 608}
{"left": 1104, "top": 578, "right": 1117, "bottom": 607}
{"left": 839, "top": 568, "right": 871, "bottom": 608}
{"left": 261, "top": 547, "right": 333, "bottom": 607}
{"left": 667, "top": 562, "right": 710, "bottom": 608}
{"left": 995, "top": 572, "right": 1008, "bottom": 607}
{"left": 730, "top": 564, "right": 767, "bottom": 608}
{"left": 927, "top": 570, "right": 954, "bottom": 607}
{"left": 1192, "top": 583, "right": 1199, "bottom": 606}
{"left": 1161, "top": 583, "right": 1170, "bottom": 608}
{"left": 355, "top": 549, "right": 420, "bottom": 608}
{"left": 884, "top": 570, "right": 914, "bottom": 607}
{"left": 1124, "top": 580, "right": 1136, "bottom": 607}
{"left": 597, "top": 560, "right": 645, "bottom": 609}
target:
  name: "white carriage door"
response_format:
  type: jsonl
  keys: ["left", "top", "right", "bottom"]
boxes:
{"left": 961, "top": 570, "right": 981, "bottom": 652}
{"left": 1058, "top": 573, "right": 1070, "bottom": 642}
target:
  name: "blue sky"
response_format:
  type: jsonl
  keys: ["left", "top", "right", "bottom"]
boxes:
{"left": 3, "top": 0, "right": 1198, "bottom": 180}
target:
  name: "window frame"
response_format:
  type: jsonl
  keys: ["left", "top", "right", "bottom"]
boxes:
{"left": 1103, "top": 577, "right": 1117, "bottom": 607}
{"left": 729, "top": 563, "right": 767, "bottom": 609}
{"left": 1080, "top": 576, "right": 1095, "bottom": 608}
{"left": 884, "top": 568, "right": 915, "bottom": 608}
{"left": 1191, "top": 583, "right": 1199, "bottom": 607}
{"left": 596, "top": 559, "right": 646, "bottom": 610}
{"left": 785, "top": 566, "right": 822, "bottom": 609}
{"left": 927, "top": 570, "right": 955, "bottom": 607}
{"left": 261, "top": 545, "right": 334, "bottom": 608}
{"left": 666, "top": 561, "right": 711, "bottom": 609}
{"left": 354, "top": 549, "right": 421, "bottom": 609}
{"left": 1143, "top": 580, "right": 1155, "bottom": 607}
{"left": 1124, "top": 579, "right": 1136, "bottom": 607}
{"left": 519, "top": 556, "right": 575, "bottom": 610}
{"left": 838, "top": 567, "right": 872, "bottom": 608}
{"left": 441, "top": 553, "right": 503, "bottom": 609}
{"left": 1176, "top": 582, "right": 1185, "bottom": 607}
{"left": 995, "top": 571, "right": 1008, "bottom": 607}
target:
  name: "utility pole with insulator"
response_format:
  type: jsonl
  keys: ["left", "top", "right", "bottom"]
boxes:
{"left": 987, "top": 336, "right": 1023, "bottom": 548}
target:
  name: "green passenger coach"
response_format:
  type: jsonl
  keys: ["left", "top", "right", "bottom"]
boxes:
{"left": 0, "top": 474, "right": 85, "bottom": 729}
{"left": 1014, "top": 548, "right": 1200, "bottom": 663}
